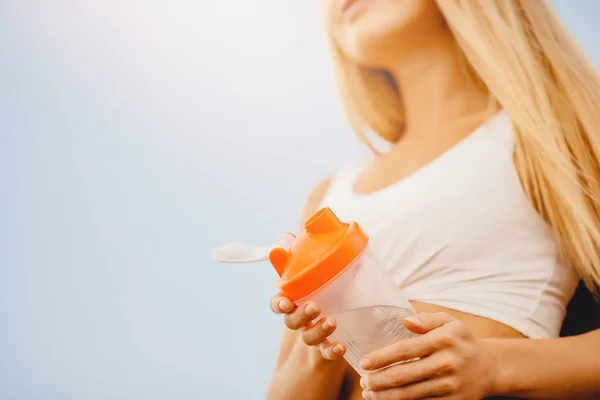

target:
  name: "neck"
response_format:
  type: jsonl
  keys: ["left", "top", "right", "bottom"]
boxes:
{"left": 387, "top": 35, "right": 491, "bottom": 137}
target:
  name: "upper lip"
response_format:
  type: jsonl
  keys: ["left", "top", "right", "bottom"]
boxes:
{"left": 341, "top": 0, "right": 359, "bottom": 13}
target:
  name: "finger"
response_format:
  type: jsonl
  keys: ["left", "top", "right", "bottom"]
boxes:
{"left": 361, "top": 334, "right": 436, "bottom": 371}
{"left": 403, "top": 312, "right": 456, "bottom": 334}
{"left": 361, "top": 377, "right": 455, "bottom": 400}
{"left": 270, "top": 296, "right": 295, "bottom": 314}
{"left": 362, "top": 352, "right": 446, "bottom": 390}
{"left": 302, "top": 317, "right": 337, "bottom": 346}
{"left": 319, "top": 339, "right": 346, "bottom": 360}
{"left": 283, "top": 302, "right": 321, "bottom": 330}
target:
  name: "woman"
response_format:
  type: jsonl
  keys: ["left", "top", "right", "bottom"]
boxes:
{"left": 266, "top": 1, "right": 600, "bottom": 399}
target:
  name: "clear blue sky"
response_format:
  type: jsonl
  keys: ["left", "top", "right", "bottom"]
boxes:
{"left": 1, "top": 1, "right": 599, "bottom": 399}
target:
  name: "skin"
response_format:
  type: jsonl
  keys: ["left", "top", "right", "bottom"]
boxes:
{"left": 485, "top": 329, "right": 600, "bottom": 399}
{"left": 266, "top": 0, "right": 600, "bottom": 399}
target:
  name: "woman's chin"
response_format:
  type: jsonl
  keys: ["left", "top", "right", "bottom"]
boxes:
{"left": 336, "top": 30, "right": 398, "bottom": 68}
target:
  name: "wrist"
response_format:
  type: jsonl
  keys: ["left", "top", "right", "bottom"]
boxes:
{"left": 306, "top": 343, "right": 330, "bottom": 366}
{"left": 270, "top": 339, "right": 346, "bottom": 400}
{"left": 482, "top": 339, "right": 512, "bottom": 397}
{"left": 292, "top": 335, "right": 346, "bottom": 370}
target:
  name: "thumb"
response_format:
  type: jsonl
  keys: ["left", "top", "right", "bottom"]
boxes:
{"left": 403, "top": 312, "right": 456, "bottom": 334}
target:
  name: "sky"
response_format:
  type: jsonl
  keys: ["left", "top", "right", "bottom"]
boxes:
{"left": 1, "top": 1, "right": 599, "bottom": 399}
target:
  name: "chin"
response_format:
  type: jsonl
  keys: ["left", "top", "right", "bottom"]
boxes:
{"left": 336, "top": 21, "right": 404, "bottom": 68}
{"left": 331, "top": 0, "right": 444, "bottom": 67}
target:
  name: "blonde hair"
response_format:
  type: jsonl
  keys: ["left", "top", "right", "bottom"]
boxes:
{"left": 330, "top": 0, "right": 600, "bottom": 293}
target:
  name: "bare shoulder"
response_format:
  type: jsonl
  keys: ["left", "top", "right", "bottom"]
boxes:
{"left": 301, "top": 177, "right": 332, "bottom": 223}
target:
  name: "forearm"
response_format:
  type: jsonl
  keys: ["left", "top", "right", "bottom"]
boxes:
{"left": 487, "top": 330, "right": 600, "bottom": 399}
{"left": 267, "top": 337, "right": 347, "bottom": 400}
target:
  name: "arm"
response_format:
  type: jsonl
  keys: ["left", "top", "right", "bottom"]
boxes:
{"left": 489, "top": 330, "right": 600, "bottom": 399}
{"left": 267, "top": 333, "right": 347, "bottom": 400}
{"left": 267, "top": 178, "right": 348, "bottom": 400}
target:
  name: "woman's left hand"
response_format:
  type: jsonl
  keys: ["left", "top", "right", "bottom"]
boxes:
{"left": 359, "top": 312, "right": 498, "bottom": 400}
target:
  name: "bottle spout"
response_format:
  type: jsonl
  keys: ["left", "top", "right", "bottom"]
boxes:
{"left": 213, "top": 233, "right": 295, "bottom": 264}
{"left": 304, "top": 207, "right": 343, "bottom": 234}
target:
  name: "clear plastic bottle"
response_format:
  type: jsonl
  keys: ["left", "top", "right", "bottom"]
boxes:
{"left": 269, "top": 207, "right": 418, "bottom": 374}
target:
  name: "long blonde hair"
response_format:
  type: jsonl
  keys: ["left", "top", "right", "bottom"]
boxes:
{"left": 330, "top": 0, "right": 600, "bottom": 293}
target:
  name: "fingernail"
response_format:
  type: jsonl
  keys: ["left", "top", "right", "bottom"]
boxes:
{"left": 305, "top": 303, "right": 318, "bottom": 317}
{"left": 404, "top": 316, "right": 422, "bottom": 326}
{"left": 362, "top": 390, "right": 372, "bottom": 400}
{"left": 278, "top": 299, "right": 290, "bottom": 312}
{"left": 322, "top": 318, "right": 335, "bottom": 331}
{"left": 333, "top": 344, "right": 344, "bottom": 354}
{"left": 359, "top": 377, "right": 366, "bottom": 389}
{"left": 360, "top": 358, "right": 372, "bottom": 370}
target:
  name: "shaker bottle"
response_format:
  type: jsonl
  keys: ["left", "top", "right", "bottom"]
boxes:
{"left": 214, "top": 207, "right": 417, "bottom": 374}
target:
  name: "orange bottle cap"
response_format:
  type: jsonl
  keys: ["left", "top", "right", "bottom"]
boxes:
{"left": 269, "top": 207, "right": 369, "bottom": 302}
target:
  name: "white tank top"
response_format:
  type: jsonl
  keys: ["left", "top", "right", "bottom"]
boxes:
{"left": 319, "top": 111, "right": 579, "bottom": 339}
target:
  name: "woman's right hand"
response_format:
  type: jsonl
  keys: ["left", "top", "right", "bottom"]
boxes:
{"left": 270, "top": 295, "right": 347, "bottom": 360}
